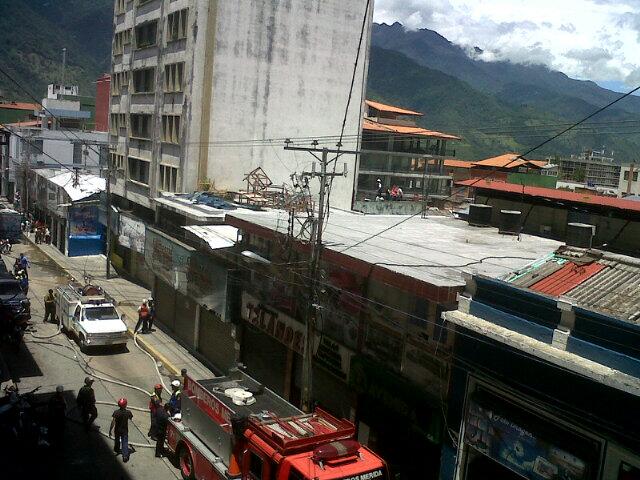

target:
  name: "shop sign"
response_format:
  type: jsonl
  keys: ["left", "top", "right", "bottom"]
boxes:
{"left": 119, "top": 214, "right": 145, "bottom": 253}
{"left": 144, "top": 227, "right": 192, "bottom": 293}
{"left": 465, "top": 400, "right": 588, "bottom": 480}
{"left": 69, "top": 205, "right": 99, "bottom": 236}
{"left": 402, "top": 341, "right": 444, "bottom": 397}
{"left": 314, "top": 336, "right": 353, "bottom": 380}
{"left": 242, "top": 292, "right": 305, "bottom": 355}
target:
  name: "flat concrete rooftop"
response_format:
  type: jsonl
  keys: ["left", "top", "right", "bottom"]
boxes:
{"left": 227, "top": 209, "right": 562, "bottom": 288}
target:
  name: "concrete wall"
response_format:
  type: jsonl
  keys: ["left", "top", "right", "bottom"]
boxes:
{"left": 353, "top": 200, "right": 424, "bottom": 215}
{"left": 202, "top": 0, "right": 373, "bottom": 209}
{"left": 619, "top": 165, "right": 640, "bottom": 196}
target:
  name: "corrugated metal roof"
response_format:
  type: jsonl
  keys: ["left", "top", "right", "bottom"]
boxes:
{"left": 565, "top": 259, "right": 640, "bottom": 323}
{"left": 529, "top": 262, "right": 606, "bottom": 296}
{"left": 456, "top": 179, "right": 640, "bottom": 213}
{"left": 506, "top": 247, "right": 640, "bottom": 323}
{"left": 182, "top": 225, "right": 238, "bottom": 250}
{"left": 0, "top": 102, "right": 40, "bottom": 111}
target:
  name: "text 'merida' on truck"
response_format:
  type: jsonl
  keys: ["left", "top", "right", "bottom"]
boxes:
{"left": 55, "top": 283, "right": 128, "bottom": 351}
{"left": 166, "top": 370, "right": 388, "bottom": 480}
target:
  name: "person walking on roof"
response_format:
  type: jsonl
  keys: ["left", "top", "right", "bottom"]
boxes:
{"left": 110, "top": 398, "right": 133, "bottom": 463}
{"left": 44, "top": 289, "right": 56, "bottom": 323}
{"left": 76, "top": 376, "right": 98, "bottom": 431}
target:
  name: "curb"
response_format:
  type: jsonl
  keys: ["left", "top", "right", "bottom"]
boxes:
{"left": 127, "top": 328, "right": 181, "bottom": 377}
{"left": 22, "top": 234, "right": 182, "bottom": 377}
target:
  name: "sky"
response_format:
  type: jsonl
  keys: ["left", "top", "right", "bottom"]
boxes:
{"left": 373, "top": 0, "right": 640, "bottom": 92}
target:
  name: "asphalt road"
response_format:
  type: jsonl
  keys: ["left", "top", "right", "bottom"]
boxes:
{"left": 0, "top": 241, "right": 181, "bottom": 480}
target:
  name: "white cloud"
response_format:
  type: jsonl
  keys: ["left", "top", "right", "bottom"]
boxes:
{"left": 374, "top": 0, "right": 640, "bottom": 86}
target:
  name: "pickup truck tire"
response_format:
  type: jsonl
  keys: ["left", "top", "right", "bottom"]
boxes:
{"left": 79, "top": 334, "right": 89, "bottom": 353}
{"left": 178, "top": 445, "right": 195, "bottom": 480}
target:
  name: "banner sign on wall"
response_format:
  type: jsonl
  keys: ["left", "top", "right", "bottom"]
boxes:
{"left": 464, "top": 400, "right": 588, "bottom": 480}
{"left": 242, "top": 292, "right": 305, "bottom": 355}
{"left": 119, "top": 214, "right": 146, "bottom": 253}
{"left": 69, "top": 205, "right": 99, "bottom": 236}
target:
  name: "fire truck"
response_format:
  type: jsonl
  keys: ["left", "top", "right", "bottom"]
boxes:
{"left": 166, "top": 370, "right": 387, "bottom": 480}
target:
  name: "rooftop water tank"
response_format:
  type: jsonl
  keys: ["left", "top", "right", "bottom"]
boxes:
{"left": 566, "top": 223, "right": 595, "bottom": 248}
{"left": 498, "top": 210, "right": 521, "bottom": 235}
{"left": 468, "top": 204, "right": 493, "bottom": 227}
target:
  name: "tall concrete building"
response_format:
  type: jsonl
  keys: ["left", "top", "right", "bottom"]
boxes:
{"left": 109, "top": 0, "right": 373, "bottom": 211}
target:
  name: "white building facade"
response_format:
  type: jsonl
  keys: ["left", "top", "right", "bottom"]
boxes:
{"left": 109, "top": 0, "right": 373, "bottom": 211}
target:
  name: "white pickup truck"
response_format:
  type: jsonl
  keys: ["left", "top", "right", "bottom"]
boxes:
{"left": 55, "top": 284, "right": 128, "bottom": 351}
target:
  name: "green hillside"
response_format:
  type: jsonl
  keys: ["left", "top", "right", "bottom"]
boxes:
{"left": 0, "top": 0, "right": 113, "bottom": 101}
{"left": 367, "top": 46, "right": 640, "bottom": 162}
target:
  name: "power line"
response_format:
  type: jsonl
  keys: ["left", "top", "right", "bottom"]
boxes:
{"left": 339, "top": 83, "right": 640, "bottom": 253}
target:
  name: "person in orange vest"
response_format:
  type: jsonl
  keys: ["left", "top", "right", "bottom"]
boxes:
{"left": 135, "top": 299, "right": 150, "bottom": 334}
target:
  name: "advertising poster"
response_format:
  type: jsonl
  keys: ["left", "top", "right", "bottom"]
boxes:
{"left": 119, "top": 214, "right": 146, "bottom": 253}
{"left": 69, "top": 205, "right": 99, "bottom": 236}
{"left": 464, "top": 400, "right": 588, "bottom": 480}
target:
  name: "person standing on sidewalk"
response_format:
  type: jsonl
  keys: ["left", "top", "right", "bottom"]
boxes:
{"left": 135, "top": 299, "right": 150, "bottom": 334}
{"left": 76, "top": 376, "right": 98, "bottom": 431}
{"left": 147, "top": 298, "right": 156, "bottom": 332}
{"left": 44, "top": 289, "right": 56, "bottom": 323}
{"left": 110, "top": 398, "right": 133, "bottom": 463}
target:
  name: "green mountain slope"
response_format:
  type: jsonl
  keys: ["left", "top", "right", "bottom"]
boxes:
{"left": 0, "top": 0, "right": 113, "bottom": 101}
{"left": 367, "top": 46, "right": 640, "bottom": 162}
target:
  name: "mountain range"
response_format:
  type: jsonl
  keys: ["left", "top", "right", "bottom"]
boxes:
{"left": 368, "top": 22, "right": 640, "bottom": 162}
{"left": 0, "top": 0, "right": 112, "bottom": 101}
{"left": 0, "top": 4, "right": 638, "bottom": 163}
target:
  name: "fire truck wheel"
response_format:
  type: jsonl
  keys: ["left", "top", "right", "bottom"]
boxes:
{"left": 178, "top": 445, "right": 195, "bottom": 480}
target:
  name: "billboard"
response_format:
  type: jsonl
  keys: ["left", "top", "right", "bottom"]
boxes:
{"left": 69, "top": 205, "right": 99, "bottom": 236}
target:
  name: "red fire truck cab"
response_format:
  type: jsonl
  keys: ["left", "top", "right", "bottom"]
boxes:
{"left": 166, "top": 370, "right": 387, "bottom": 480}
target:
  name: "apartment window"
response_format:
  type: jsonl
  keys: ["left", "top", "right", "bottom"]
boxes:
{"left": 166, "top": 9, "right": 188, "bottom": 42}
{"left": 128, "top": 157, "right": 150, "bottom": 185}
{"left": 132, "top": 67, "right": 155, "bottom": 93}
{"left": 159, "top": 165, "right": 178, "bottom": 192}
{"left": 113, "top": 29, "right": 132, "bottom": 55}
{"left": 115, "top": 0, "right": 126, "bottom": 15}
{"left": 73, "top": 143, "right": 83, "bottom": 164}
{"left": 161, "top": 115, "right": 180, "bottom": 144}
{"left": 164, "top": 62, "right": 184, "bottom": 93}
{"left": 24, "top": 139, "right": 43, "bottom": 156}
{"left": 109, "top": 113, "right": 127, "bottom": 134}
{"left": 129, "top": 113, "right": 152, "bottom": 139}
{"left": 110, "top": 152, "right": 125, "bottom": 170}
{"left": 111, "top": 71, "right": 129, "bottom": 95}
{"left": 623, "top": 171, "right": 639, "bottom": 182}
{"left": 135, "top": 21, "right": 157, "bottom": 49}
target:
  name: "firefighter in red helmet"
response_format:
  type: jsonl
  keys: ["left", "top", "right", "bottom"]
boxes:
{"left": 110, "top": 398, "right": 133, "bottom": 462}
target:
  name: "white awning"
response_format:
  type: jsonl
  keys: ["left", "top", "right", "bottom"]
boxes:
{"left": 182, "top": 225, "right": 238, "bottom": 250}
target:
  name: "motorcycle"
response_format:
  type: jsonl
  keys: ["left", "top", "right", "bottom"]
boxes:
{"left": 0, "top": 385, "right": 49, "bottom": 448}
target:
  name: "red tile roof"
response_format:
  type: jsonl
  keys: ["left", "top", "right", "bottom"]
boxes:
{"left": 0, "top": 102, "right": 40, "bottom": 111}
{"left": 444, "top": 159, "right": 474, "bottom": 168}
{"left": 529, "top": 262, "right": 606, "bottom": 296}
{"left": 363, "top": 118, "right": 461, "bottom": 140}
{"left": 456, "top": 179, "right": 640, "bottom": 213}
{"left": 473, "top": 153, "right": 545, "bottom": 169}
{"left": 365, "top": 99, "right": 423, "bottom": 116}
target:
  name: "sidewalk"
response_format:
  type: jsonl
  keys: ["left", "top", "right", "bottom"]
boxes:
{"left": 24, "top": 235, "right": 214, "bottom": 380}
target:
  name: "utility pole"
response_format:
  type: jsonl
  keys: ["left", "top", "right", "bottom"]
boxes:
{"left": 285, "top": 143, "right": 354, "bottom": 412}
{"left": 105, "top": 163, "right": 112, "bottom": 279}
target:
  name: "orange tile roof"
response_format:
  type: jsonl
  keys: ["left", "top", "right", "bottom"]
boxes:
{"left": 444, "top": 159, "right": 474, "bottom": 168}
{"left": 363, "top": 118, "right": 461, "bottom": 141}
{"left": 472, "top": 153, "right": 544, "bottom": 169}
{"left": 365, "top": 99, "right": 423, "bottom": 117}
{"left": 0, "top": 102, "right": 40, "bottom": 111}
